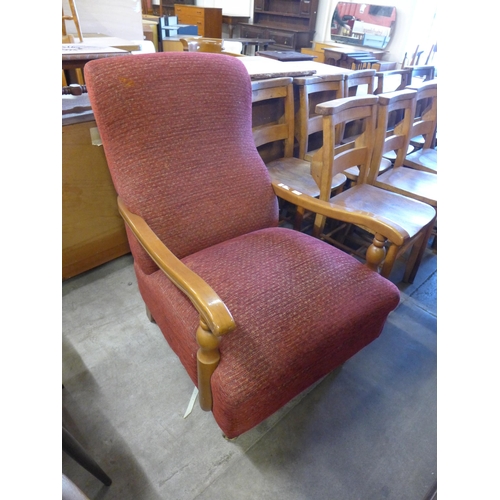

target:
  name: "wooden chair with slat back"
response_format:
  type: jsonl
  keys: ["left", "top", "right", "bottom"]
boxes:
{"left": 374, "top": 68, "right": 416, "bottom": 162}
{"left": 403, "top": 80, "right": 437, "bottom": 173}
{"left": 293, "top": 73, "right": 345, "bottom": 161}
{"left": 339, "top": 69, "right": 388, "bottom": 184}
{"left": 251, "top": 77, "right": 346, "bottom": 231}
{"left": 310, "top": 94, "right": 436, "bottom": 283}
{"left": 370, "top": 88, "right": 437, "bottom": 211}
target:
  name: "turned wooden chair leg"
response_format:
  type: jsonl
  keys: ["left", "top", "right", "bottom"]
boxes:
{"left": 379, "top": 239, "right": 400, "bottom": 278}
{"left": 366, "top": 233, "right": 388, "bottom": 274}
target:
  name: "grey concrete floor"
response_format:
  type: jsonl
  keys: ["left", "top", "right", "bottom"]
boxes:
{"left": 62, "top": 244, "right": 437, "bottom": 500}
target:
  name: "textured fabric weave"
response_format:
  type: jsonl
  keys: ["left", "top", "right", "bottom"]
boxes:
{"left": 138, "top": 227, "right": 399, "bottom": 438}
{"left": 85, "top": 53, "right": 278, "bottom": 267}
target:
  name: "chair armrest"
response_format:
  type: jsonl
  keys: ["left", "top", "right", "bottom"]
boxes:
{"left": 117, "top": 197, "right": 236, "bottom": 337}
{"left": 272, "top": 182, "right": 408, "bottom": 245}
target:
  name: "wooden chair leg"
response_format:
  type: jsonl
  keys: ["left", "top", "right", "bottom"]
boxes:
{"left": 403, "top": 222, "right": 435, "bottom": 284}
{"left": 62, "top": 427, "right": 112, "bottom": 486}
{"left": 380, "top": 240, "right": 399, "bottom": 278}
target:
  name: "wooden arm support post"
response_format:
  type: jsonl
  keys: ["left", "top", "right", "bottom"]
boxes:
{"left": 117, "top": 198, "right": 235, "bottom": 411}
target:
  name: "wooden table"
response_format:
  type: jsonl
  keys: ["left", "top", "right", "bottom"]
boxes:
{"left": 240, "top": 57, "right": 353, "bottom": 80}
{"left": 222, "top": 15, "right": 250, "bottom": 38}
{"left": 62, "top": 44, "right": 131, "bottom": 71}
{"left": 322, "top": 45, "right": 386, "bottom": 68}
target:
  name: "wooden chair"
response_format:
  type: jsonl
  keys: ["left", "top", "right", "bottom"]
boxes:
{"left": 311, "top": 94, "right": 436, "bottom": 283}
{"left": 251, "top": 77, "right": 346, "bottom": 230}
{"left": 404, "top": 65, "right": 436, "bottom": 83}
{"left": 344, "top": 69, "right": 376, "bottom": 97}
{"left": 293, "top": 73, "right": 345, "bottom": 160}
{"left": 403, "top": 80, "right": 437, "bottom": 173}
{"left": 85, "top": 51, "right": 402, "bottom": 439}
{"left": 339, "top": 69, "right": 390, "bottom": 184}
{"left": 62, "top": 0, "right": 83, "bottom": 43}
{"left": 374, "top": 68, "right": 415, "bottom": 162}
{"left": 374, "top": 68, "right": 413, "bottom": 95}
{"left": 370, "top": 89, "right": 437, "bottom": 211}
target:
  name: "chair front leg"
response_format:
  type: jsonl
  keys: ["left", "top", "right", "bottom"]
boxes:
{"left": 196, "top": 318, "right": 221, "bottom": 411}
{"left": 366, "top": 233, "right": 389, "bottom": 274}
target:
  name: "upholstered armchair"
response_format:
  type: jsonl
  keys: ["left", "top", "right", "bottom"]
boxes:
{"left": 85, "top": 52, "right": 400, "bottom": 439}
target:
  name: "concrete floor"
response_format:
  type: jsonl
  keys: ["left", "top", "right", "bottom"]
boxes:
{"left": 62, "top": 243, "right": 437, "bottom": 500}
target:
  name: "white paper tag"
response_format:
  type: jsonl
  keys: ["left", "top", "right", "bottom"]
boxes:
{"left": 183, "top": 386, "right": 199, "bottom": 419}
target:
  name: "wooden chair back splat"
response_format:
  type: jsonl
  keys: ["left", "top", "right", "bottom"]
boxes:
{"left": 251, "top": 77, "right": 346, "bottom": 231}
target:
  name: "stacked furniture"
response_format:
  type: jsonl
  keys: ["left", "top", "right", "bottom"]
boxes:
{"left": 239, "top": 0, "right": 319, "bottom": 52}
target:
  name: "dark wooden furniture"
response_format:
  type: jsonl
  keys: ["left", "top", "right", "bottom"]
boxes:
{"left": 257, "top": 50, "right": 315, "bottom": 61}
{"left": 239, "top": 0, "right": 319, "bottom": 52}
{"left": 231, "top": 38, "right": 275, "bottom": 55}
{"left": 174, "top": 4, "right": 222, "bottom": 38}
{"left": 222, "top": 15, "right": 250, "bottom": 38}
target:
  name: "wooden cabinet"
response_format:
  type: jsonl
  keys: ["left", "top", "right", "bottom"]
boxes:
{"left": 150, "top": 0, "right": 194, "bottom": 17}
{"left": 174, "top": 5, "right": 222, "bottom": 38}
{"left": 63, "top": 98, "right": 129, "bottom": 280}
{"left": 240, "top": 0, "right": 319, "bottom": 52}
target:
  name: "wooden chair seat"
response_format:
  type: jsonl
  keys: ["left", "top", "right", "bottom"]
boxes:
{"left": 267, "top": 157, "right": 346, "bottom": 197}
{"left": 375, "top": 167, "right": 437, "bottom": 206}
{"left": 404, "top": 147, "right": 437, "bottom": 173}
{"left": 328, "top": 183, "right": 435, "bottom": 241}
{"left": 344, "top": 157, "right": 392, "bottom": 182}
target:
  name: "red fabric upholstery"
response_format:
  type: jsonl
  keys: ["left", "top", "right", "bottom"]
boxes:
{"left": 138, "top": 227, "right": 399, "bottom": 438}
{"left": 85, "top": 52, "right": 400, "bottom": 438}
{"left": 85, "top": 52, "right": 279, "bottom": 268}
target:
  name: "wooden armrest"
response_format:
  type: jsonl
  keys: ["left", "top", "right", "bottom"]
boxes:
{"left": 117, "top": 197, "right": 236, "bottom": 337}
{"left": 272, "top": 182, "right": 408, "bottom": 245}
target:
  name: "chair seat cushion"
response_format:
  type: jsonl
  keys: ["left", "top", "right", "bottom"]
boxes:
{"left": 136, "top": 227, "right": 400, "bottom": 437}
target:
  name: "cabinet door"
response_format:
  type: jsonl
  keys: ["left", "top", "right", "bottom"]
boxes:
{"left": 268, "top": 29, "right": 296, "bottom": 49}
{"left": 254, "top": 0, "right": 267, "bottom": 11}
{"left": 299, "top": 0, "right": 311, "bottom": 16}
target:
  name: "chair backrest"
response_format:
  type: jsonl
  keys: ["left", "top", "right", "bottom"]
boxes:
{"left": 374, "top": 68, "right": 413, "bottom": 94}
{"left": 368, "top": 89, "right": 417, "bottom": 183}
{"left": 251, "top": 77, "right": 295, "bottom": 162}
{"left": 311, "top": 95, "right": 379, "bottom": 198}
{"left": 406, "top": 80, "right": 437, "bottom": 148}
{"left": 344, "top": 69, "right": 376, "bottom": 97}
{"left": 292, "top": 74, "right": 345, "bottom": 159}
{"left": 84, "top": 52, "right": 279, "bottom": 266}
{"left": 182, "top": 38, "right": 224, "bottom": 53}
